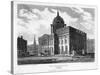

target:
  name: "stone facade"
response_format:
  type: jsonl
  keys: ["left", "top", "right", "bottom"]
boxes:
{"left": 39, "top": 11, "right": 87, "bottom": 56}
{"left": 17, "top": 36, "right": 28, "bottom": 57}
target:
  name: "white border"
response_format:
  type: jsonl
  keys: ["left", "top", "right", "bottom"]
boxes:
{"left": 12, "top": 1, "right": 98, "bottom": 74}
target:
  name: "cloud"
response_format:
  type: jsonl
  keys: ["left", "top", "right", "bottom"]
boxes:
{"left": 17, "top": 6, "right": 95, "bottom": 42}
{"left": 71, "top": 7, "right": 94, "bottom": 30}
{"left": 72, "top": 7, "right": 93, "bottom": 20}
{"left": 17, "top": 8, "right": 78, "bottom": 40}
{"left": 70, "top": 7, "right": 95, "bottom": 39}
{"left": 19, "top": 9, "right": 38, "bottom": 20}
{"left": 51, "top": 9, "right": 78, "bottom": 25}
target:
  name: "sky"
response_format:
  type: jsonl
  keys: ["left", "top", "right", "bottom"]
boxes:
{"left": 17, "top": 4, "right": 95, "bottom": 45}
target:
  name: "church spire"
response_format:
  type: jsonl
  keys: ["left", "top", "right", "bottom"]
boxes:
{"left": 57, "top": 10, "right": 59, "bottom": 16}
{"left": 33, "top": 35, "right": 37, "bottom": 50}
{"left": 34, "top": 35, "right": 36, "bottom": 45}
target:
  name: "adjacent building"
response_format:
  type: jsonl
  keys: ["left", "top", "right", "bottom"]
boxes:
{"left": 17, "top": 36, "right": 28, "bottom": 57}
{"left": 38, "top": 34, "right": 54, "bottom": 56}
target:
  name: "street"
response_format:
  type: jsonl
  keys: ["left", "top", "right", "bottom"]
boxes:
{"left": 18, "top": 55, "right": 94, "bottom": 65}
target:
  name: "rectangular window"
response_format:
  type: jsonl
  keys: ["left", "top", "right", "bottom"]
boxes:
{"left": 52, "top": 40, "right": 53, "bottom": 45}
{"left": 59, "top": 39, "right": 61, "bottom": 44}
{"left": 65, "top": 39, "right": 67, "bottom": 44}
{"left": 61, "top": 46, "right": 63, "bottom": 54}
{"left": 51, "top": 41, "right": 52, "bottom": 45}
{"left": 65, "top": 46, "right": 67, "bottom": 54}
{"left": 61, "top": 40, "right": 63, "bottom": 44}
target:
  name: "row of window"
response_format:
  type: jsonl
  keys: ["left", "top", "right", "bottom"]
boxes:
{"left": 76, "top": 29, "right": 85, "bottom": 35}
{"left": 59, "top": 45, "right": 68, "bottom": 54}
{"left": 59, "top": 46, "right": 67, "bottom": 50}
{"left": 41, "top": 46, "right": 68, "bottom": 54}
{"left": 49, "top": 38, "right": 67, "bottom": 45}
{"left": 42, "top": 46, "right": 68, "bottom": 51}
{"left": 49, "top": 40, "right": 53, "bottom": 45}
{"left": 42, "top": 46, "right": 53, "bottom": 51}
{"left": 59, "top": 38, "right": 67, "bottom": 44}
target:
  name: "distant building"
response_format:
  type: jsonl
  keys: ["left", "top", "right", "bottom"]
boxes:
{"left": 38, "top": 34, "right": 54, "bottom": 56}
{"left": 27, "top": 36, "right": 38, "bottom": 56}
{"left": 38, "top": 11, "right": 87, "bottom": 56}
{"left": 87, "top": 39, "right": 94, "bottom": 53}
{"left": 17, "top": 36, "right": 28, "bottom": 57}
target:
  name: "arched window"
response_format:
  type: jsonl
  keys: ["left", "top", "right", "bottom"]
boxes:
{"left": 65, "top": 39, "right": 67, "bottom": 44}
{"left": 61, "top": 39, "right": 63, "bottom": 44}
{"left": 61, "top": 46, "right": 64, "bottom": 54}
{"left": 59, "top": 39, "right": 61, "bottom": 44}
{"left": 65, "top": 46, "right": 67, "bottom": 54}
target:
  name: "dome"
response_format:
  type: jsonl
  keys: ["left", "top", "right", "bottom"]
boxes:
{"left": 53, "top": 11, "right": 64, "bottom": 24}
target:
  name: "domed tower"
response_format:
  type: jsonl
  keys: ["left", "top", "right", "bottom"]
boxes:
{"left": 51, "top": 11, "right": 66, "bottom": 54}
{"left": 51, "top": 11, "right": 66, "bottom": 34}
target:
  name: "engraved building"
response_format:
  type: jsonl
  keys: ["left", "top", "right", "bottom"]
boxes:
{"left": 17, "top": 36, "right": 28, "bottom": 57}
{"left": 38, "top": 11, "right": 87, "bottom": 56}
